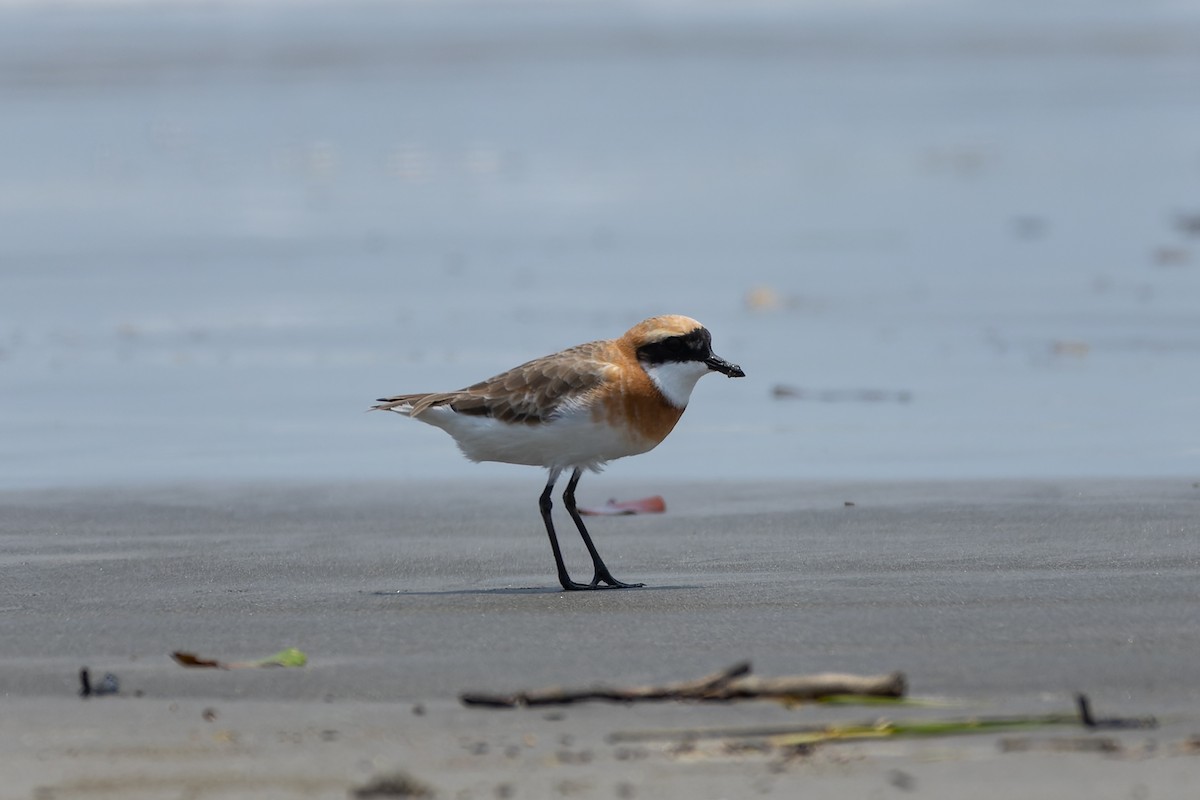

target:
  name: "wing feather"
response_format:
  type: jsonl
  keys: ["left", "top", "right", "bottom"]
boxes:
{"left": 373, "top": 341, "right": 612, "bottom": 424}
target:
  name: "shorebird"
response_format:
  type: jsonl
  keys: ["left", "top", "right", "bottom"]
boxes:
{"left": 373, "top": 315, "right": 745, "bottom": 590}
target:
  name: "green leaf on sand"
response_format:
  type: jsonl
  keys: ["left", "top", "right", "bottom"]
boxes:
{"left": 252, "top": 648, "right": 308, "bottom": 668}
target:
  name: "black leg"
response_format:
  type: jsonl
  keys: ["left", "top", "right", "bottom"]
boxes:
{"left": 562, "top": 468, "right": 644, "bottom": 589}
{"left": 540, "top": 468, "right": 588, "bottom": 591}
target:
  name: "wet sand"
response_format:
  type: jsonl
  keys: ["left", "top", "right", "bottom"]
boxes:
{"left": 3, "top": 479, "right": 1199, "bottom": 797}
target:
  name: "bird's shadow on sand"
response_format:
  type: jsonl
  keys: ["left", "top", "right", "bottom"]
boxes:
{"left": 368, "top": 584, "right": 700, "bottom": 597}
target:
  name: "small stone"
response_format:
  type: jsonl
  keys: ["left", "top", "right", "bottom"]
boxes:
{"left": 351, "top": 771, "right": 435, "bottom": 799}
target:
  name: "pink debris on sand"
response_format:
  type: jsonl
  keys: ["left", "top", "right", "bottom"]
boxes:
{"left": 577, "top": 496, "right": 666, "bottom": 516}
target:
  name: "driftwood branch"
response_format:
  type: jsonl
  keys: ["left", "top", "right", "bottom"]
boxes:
{"left": 461, "top": 662, "right": 906, "bottom": 708}
{"left": 706, "top": 672, "right": 907, "bottom": 701}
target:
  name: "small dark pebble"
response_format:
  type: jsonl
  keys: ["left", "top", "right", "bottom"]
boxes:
{"left": 843, "top": 501, "right": 855, "bottom": 507}
{"left": 94, "top": 674, "right": 120, "bottom": 696}
{"left": 411, "top": 704, "right": 426, "bottom": 716}
{"left": 78, "top": 668, "right": 120, "bottom": 698}
{"left": 351, "top": 771, "right": 435, "bottom": 799}
{"left": 202, "top": 708, "right": 217, "bottom": 722}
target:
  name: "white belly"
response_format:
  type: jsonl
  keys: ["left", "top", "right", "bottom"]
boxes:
{"left": 417, "top": 405, "right": 655, "bottom": 471}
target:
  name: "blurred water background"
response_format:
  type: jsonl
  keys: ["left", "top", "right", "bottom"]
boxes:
{"left": 2, "top": 0, "right": 1198, "bottom": 489}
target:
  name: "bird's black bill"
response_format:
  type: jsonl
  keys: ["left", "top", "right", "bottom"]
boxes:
{"left": 705, "top": 355, "right": 745, "bottom": 378}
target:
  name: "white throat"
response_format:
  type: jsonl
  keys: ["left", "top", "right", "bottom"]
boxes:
{"left": 644, "top": 360, "right": 710, "bottom": 409}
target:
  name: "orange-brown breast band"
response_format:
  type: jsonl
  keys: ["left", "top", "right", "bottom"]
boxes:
{"left": 591, "top": 339, "right": 684, "bottom": 446}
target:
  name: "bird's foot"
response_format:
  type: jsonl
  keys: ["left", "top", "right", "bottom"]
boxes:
{"left": 589, "top": 573, "right": 644, "bottom": 589}
{"left": 558, "top": 575, "right": 644, "bottom": 591}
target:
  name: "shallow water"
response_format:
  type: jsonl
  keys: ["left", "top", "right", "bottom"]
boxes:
{"left": 2, "top": 1, "right": 1199, "bottom": 488}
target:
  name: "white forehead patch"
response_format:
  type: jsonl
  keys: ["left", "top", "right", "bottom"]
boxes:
{"left": 644, "top": 359, "right": 711, "bottom": 409}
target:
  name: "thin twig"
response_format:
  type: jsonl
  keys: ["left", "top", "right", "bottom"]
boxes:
{"left": 1075, "top": 693, "right": 1157, "bottom": 730}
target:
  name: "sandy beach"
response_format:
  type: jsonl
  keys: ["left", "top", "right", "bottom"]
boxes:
{"left": 4, "top": 478, "right": 1199, "bottom": 798}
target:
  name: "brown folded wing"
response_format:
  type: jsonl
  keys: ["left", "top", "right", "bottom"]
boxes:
{"left": 374, "top": 341, "right": 612, "bottom": 425}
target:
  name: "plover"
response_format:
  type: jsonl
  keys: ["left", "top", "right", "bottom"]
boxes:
{"left": 373, "top": 315, "right": 745, "bottom": 590}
